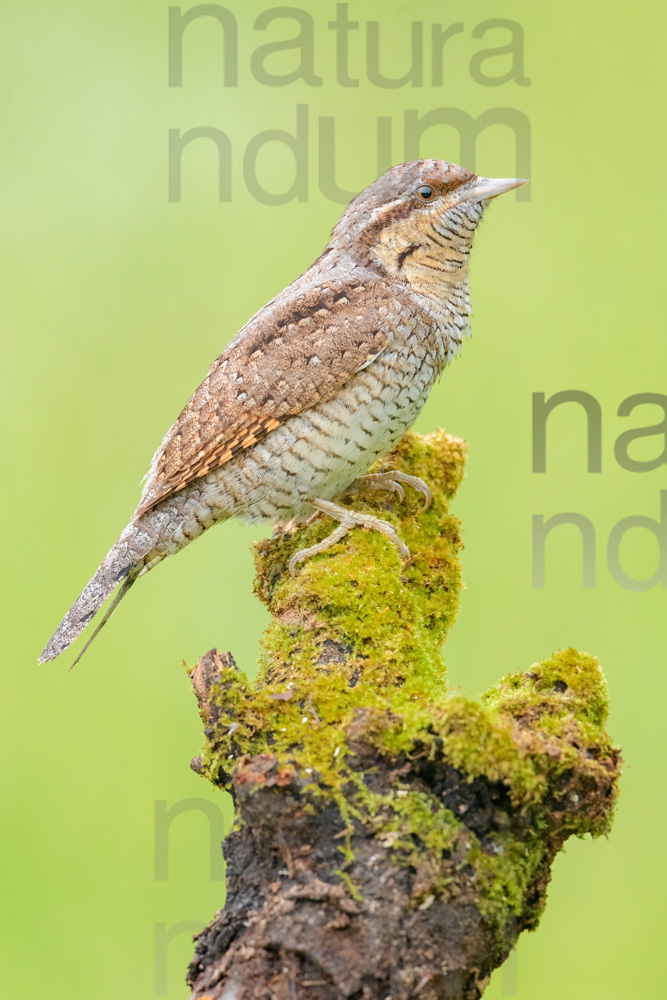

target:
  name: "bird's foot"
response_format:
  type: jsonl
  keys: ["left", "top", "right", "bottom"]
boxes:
{"left": 288, "top": 497, "right": 411, "bottom": 576}
{"left": 348, "top": 470, "right": 432, "bottom": 510}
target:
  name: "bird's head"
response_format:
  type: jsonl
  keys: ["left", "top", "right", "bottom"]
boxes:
{"left": 331, "top": 160, "right": 526, "bottom": 300}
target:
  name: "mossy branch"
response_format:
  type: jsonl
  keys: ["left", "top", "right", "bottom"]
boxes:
{"left": 186, "top": 430, "right": 620, "bottom": 1000}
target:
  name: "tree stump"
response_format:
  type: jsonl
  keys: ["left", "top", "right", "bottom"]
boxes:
{"left": 186, "top": 430, "right": 620, "bottom": 1000}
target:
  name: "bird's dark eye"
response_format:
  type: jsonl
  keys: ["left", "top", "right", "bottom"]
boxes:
{"left": 417, "top": 185, "right": 435, "bottom": 201}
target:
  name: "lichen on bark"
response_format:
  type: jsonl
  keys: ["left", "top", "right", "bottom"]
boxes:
{"left": 186, "top": 430, "right": 620, "bottom": 1000}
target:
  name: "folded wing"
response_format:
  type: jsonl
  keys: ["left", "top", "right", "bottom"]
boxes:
{"left": 136, "top": 277, "right": 395, "bottom": 514}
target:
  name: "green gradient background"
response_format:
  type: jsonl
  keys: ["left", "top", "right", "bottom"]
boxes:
{"left": 1, "top": 1, "right": 664, "bottom": 996}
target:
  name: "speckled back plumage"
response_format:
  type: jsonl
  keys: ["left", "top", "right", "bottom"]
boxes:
{"left": 40, "top": 159, "right": 524, "bottom": 663}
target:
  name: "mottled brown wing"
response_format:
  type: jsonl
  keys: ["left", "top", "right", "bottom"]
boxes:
{"left": 136, "top": 277, "right": 394, "bottom": 514}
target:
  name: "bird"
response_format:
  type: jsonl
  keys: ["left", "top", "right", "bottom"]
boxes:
{"left": 40, "top": 160, "right": 526, "bottom": 665}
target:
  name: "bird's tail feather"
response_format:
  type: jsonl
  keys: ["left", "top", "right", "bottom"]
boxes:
{"left": 69, "top": 575, "right": 137, "bottom": 668}
{"left": 39, "top": 530, "right": 146, "bottom": 665}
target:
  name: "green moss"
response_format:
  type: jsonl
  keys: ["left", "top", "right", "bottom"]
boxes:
{"left": 363, "top": 787, "right": 464, "bottom": 895}
{"left": 253, "top": 430, "right": 466, "bottom": 696}
{"left": 470, "top": 830, "right": 548, "bottom": 925}
{"left": 334, "top": 868, "right": 364, "bottom": 903}
{"left": 192, "top": 430, "right": 620, "bottom": 938}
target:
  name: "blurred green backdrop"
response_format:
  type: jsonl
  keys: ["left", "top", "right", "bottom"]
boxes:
{"left": 1, "top": 1, "right": 665, "bottom": 997}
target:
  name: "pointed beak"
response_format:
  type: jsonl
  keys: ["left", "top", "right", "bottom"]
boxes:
{"left": 453, "top": 176, "right": 528, "bottom": 205}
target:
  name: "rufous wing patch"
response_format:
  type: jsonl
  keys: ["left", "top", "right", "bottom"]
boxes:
{"left": 138, "top": 414, "right": 281, "bottom": 514}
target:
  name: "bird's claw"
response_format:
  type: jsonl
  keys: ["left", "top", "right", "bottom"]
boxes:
{"left": 352, "top": 471, "right": 432, "bottom": 511}
{"left": 289, "top": 497, "right": 411, "bottom": 576}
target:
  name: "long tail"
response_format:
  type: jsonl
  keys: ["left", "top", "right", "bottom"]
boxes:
{"left": 39, "top": 524, "right": 150, "bottom": 665}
